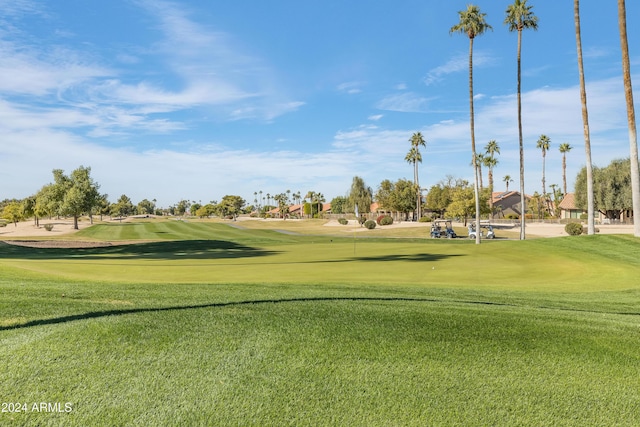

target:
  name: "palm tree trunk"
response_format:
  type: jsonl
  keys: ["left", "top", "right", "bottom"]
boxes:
{"left": 562, "top": 154, "right": 567, "bottom": 195}
{"left": 542, "top": 152, "right": 546, "bottom": 198}
{"left": 618, "top": 0, "right": 640, "bottom": 236}
{"left": 488, "top": 168, "right": 494, "bottom": 218}
{"left": 469, "top": 37, "right": 481, "bottom": 244}
{"left": 575, "top": 0, "right": 595, "bottom": 234}
{"left": 517, "top": 28, "right": 526, "bottom": 239}
{"left": 415, "top": 161, "right": 421, "bottom": 219}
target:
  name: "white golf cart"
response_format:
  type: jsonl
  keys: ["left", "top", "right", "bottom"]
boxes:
{"left": 467, "top": 221, "right": 495, "bottom": 239}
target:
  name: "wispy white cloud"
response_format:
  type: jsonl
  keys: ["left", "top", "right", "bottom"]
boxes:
{"left": 0, "top": 0, "right": 303, "bottom": 143}
{"left": 424, "top": 51, "right": 494, "bottom": 86}
{"left": 337, "top": 81, "right": 364, "bottom": 94}
{"left": 2, "top": 74, "right": 635, "bottom": 206}
{"left": 368, "top": 114, "right": 383, "bottom": 121}
{"left": 376, "top": 92, "right": 431, "bottom": 113}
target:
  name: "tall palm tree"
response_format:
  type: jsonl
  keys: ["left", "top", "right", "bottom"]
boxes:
{"left": 505, "top": 0, "right": 538, "bottom": 240}
{"left": 618, "top": 0, "right": 640, "bottom": 237}
{"left": 558, "top": 143, "right": 573, "bottom": 195}
{"left": 503, "top": 175, "right": 513, "bottom": 192}
{"left": 574, "top": 0, "right": 595, "bottom": 235}
{"left": 405, "top": 132, "right": 426, "bottom": 219}
{"left": 483, "top": 157, "right": 499, "bottom": 216}
{"left": 484, "top": 140, "right": 500, "bottom": 217}
{"left": 305, "top": 191, "right": 315, "bottom": 218}
{"left": 451, "top": 4, "right": 492, "bottom": 245}
{"left": 485, "top": 139, "right": 500, "bottom": 159}
{"left": 315, "top": 193, "right": 325, "bottom": 216}
{"left": 536, "top": 134, "right": 551, "bottom": 198}
{"left": 537, "top": 134, "right": 551, "bottom": 216}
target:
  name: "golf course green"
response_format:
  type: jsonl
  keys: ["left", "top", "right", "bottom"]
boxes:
{"left": 1, "top": 218, "right": 639, "bottom": 426}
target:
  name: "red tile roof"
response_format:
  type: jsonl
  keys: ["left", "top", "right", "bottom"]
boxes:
{"left": 558, "top": 193, "right": 576, "bottom": 210}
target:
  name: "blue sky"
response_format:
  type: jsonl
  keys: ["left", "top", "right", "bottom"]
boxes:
{"left": 1, "top": 0, "right": 638, "bottom": 208}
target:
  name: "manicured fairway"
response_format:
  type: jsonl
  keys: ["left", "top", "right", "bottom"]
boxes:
{"left": 1, "top": 220, "right": 640, "bottom": 426}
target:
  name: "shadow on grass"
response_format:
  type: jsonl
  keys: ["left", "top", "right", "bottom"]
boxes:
{"left": 348, "top": 253, "right": 464, "bottom": 263}
{"left": 0, "top": 296, "right": 512, "bottom": 331}
{"left": 3, "top": 296, "right": 638, "bottom": 332}
{"left": 0, "top": 240, "right": 279, "bottom": 261}
{"left": 4, "top": 296, "right": 639, "bottom": 332}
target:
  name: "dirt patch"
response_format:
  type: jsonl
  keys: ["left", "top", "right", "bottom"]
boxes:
{"left": 2, "top": 240, "right": 115, "bottom": 249}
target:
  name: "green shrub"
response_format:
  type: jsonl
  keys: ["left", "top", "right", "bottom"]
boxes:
{"left": 377, "top": 215, "right": 393, "bottom": 226}
{"left": 418, "top": 216, "right": 432, "bottom": 223}
{"left": 363, "top": 220, "right": 376, "bottom": 229}
{"left": 43, "top": 224, "right": 54, "bottom": 231}
{"left": 565, "top": 222, "right": 583, "bottom": 236}
{"left": 338, "top": 218, "right": 348, "bottom": 225}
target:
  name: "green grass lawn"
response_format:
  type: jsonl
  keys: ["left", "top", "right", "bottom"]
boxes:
{"left": 1, "top": 219, "right": 640, "bottom": 426}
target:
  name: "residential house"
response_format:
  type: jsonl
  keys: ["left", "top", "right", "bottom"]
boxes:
{"left": 492, "top": 191, "right": 526, "bottom": 218}
{"left": 558, "top": 193, "right": 633, "bottom": 223}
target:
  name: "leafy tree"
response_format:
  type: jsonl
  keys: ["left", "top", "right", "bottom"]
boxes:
{"left": 35, "top": 184, "right": 60, "bottom": 220}
{"left": 22, "top": 196, "right": 37, "bottom": 226}
{"left": 549, "top": 184, "right": 563, "bottom": 218}
{"left": 97, "top": 194, "right": 110, "bottom": 221}
{"left": 446, "top": 183, "right": 475, "bottom": 226}
{"left": 375, "top": 180, "right": 394, "bottom": 212}
{"left": 37, "top": 166, "right": 100, "bottom": 229}
{"left": 444, "top": 180, "right": 490, "bottom": 225}
{"left": 574, "top": 0, "right": 596, "bottom": 234}
{"left": 217, "top": 195, "right": 245, "bottom": 219}
{"left": 2, "top": 201, "right": 24, "bottom": 226}
{"left": 137, "top": 199, "right": 156, "bottom": 215}
{"left": 112, "top": 194, "right": 135, "bottom": 219}
{"left": 190, "top": 202, "right": 202, "bottom": 216}
{"left": 390, "top": 179, "right": 418, "bottom": 220}
{"left": 527, "top": 191, "right": 547, "bottom": 219}
{"left": 330, "top": 196, "right": 348, "bottom": 214}
{"left": 425, "top": 184, "right": 452, "bottom": 218}
{"left": 451, "top": 4, "right": 492, "bottom": 244}
{"left": 559, "top": 143, "right": 573, "bottom": 195}
{"left": 62, "top": 166, "right": 101, "bottom": 229}
{"left": 348, "top": 176, "right": 373, "bottom": 218}
{"left": 376, "top": 179, "right": 417, "bottom": 220}
{"left": 575, "top": 158, "right": 634, "bottom": 220}
{"left": 195, "top": 204, "right": 216, "bottom": 218}
{"left": 405, "top": 132, "right": 426, "bottom": 218}
{"left": 617, "top": 0, "right": 640, "bottom": 237}
{"left": 175, "top": 200, "right": 191, "bottom": 216}
{"left": 505, "top": 0, "right": 538, "bottom": 239}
